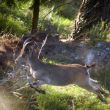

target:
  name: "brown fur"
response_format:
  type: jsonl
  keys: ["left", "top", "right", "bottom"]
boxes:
{"left": 15, "top": 39, "right": 108, "bottom": 103}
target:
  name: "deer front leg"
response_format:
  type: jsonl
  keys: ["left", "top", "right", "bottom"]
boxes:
{"left": 27, "top": 75, "right": 33, "bottom": 85}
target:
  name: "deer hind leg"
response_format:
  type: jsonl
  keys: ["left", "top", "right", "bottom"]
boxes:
{"left": 88, "top": 78, "right": 108, "bottom": 103}
{"left": 27, "top": 75, "right": 46, "bottom": 94}
{"left": 29, "top": 82, "right": 46, "bottom": 94}
{"left": 89, "top": 78, "right": 109, "bottom": 96}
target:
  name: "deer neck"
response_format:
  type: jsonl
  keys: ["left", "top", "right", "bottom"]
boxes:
{"left": 27, "top": 53, "right": 43, "bottom": 70}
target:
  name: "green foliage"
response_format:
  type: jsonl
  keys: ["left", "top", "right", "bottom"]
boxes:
{"left": 32, "top": 85, "right": 109, "bottom": 110}
{"left": 87, "top": 21, "right": 110, "bottom": 44}
{"left": 56, "top": 3, "right": 78, "bottom": 20}
{"left": 51, "top": 14, "right": 73, "bottom": 37}
{"left": 1, "top": 0, "right": 30, "bottom": 7}
{"left": 1, "top": 1, "right": 110, "bottom": 110}
{"left": 0, "top": 0, "right": 76, "bottom": 38}
{"left": 39, "top": 16, "right": 73, "bottom": 38}
{"left": 38, "top": 5, "right": 73, "bottom": 38}
{"left": 37, "top": 94, "right": 71, "bottom": 110}
{"left": 0, "top": 1, "right": 73, "bottom": 38}
{"left": 0, "top": 14, "right": 27, "bottom": 35}
{"left": 0, "top": 3, "right": 31, "bottom": 36}
{"left": 1, "top": 0, "right": 16, "bottom": 7}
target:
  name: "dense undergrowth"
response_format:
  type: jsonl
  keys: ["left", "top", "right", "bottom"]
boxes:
{"left": 86, "top": 21, "right": 110, "bottom": 45}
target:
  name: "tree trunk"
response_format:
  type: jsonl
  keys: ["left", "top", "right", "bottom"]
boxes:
{"left": 72, "top": 0, "right": 110, "bottom": 39}
{"left": 31, "top": 0, "right": 40, "bottom": 33}
{"left": 102, "top": 0, "right": 110, "bottom": 22}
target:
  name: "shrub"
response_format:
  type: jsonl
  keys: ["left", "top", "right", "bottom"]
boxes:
{"left": 87, "top": 21, "right": 110, "bottom": 44}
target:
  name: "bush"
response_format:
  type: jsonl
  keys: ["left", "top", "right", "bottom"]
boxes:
{"left": 87, "top": 21, "right": 110, "bottom": 44}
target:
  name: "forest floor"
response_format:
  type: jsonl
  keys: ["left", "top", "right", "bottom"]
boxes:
{"left": 0, "top": 34, "right": 110, "bottom": 110}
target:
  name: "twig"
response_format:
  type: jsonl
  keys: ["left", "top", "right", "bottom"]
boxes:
{"left": 38, "top": 34, "right": 48, "bottom": 59}
{"left": 15, "top": 83, "right": 29, "bottom": 91}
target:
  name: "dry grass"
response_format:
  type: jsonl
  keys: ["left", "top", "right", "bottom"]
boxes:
{"left": 0, "top": 33, "right": 19, "bottom": 75}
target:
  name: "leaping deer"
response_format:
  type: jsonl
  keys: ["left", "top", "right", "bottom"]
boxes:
{"left": 15, "top": 38, "right": 109, "bottom": 103}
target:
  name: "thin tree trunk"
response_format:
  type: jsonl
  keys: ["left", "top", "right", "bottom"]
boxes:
{"left": 31, "top": 0, "right": 40, "bottom": 33}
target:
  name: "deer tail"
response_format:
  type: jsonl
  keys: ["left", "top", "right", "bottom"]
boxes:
{"left": 85, "top": 63, "right": 96, "bottom": 68}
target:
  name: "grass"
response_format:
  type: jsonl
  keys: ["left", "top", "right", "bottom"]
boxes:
{"left": 0, "top": 3, "right": 31, "bottom": 36}
{"left": 51, "top": 14, "right": 73, "bottom": 37}
{"left": 32, "top": 85, "right": 109, "bottom": 110}
{"left": 38, "top": 5, "right": 73, "bottom": 38}
{"left": 86, "top": 21, "right": 110, "bottom": 45}
{"left": 0, "top": 1, "right": 110, "bottom": 110}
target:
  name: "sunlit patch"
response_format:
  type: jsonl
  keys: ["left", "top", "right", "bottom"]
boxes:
{"left": 0, "top": 93, "right": 11, "bottom": 110}
{"left": 0, "top": 87, "right": 26, "bottom": 110}
{"left": 0, "top": 89, "right": 15, "bottom": 110}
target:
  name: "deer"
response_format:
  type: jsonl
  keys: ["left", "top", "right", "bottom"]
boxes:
{"left": 15, "top": 37, "right": 109, "bottom": 103}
